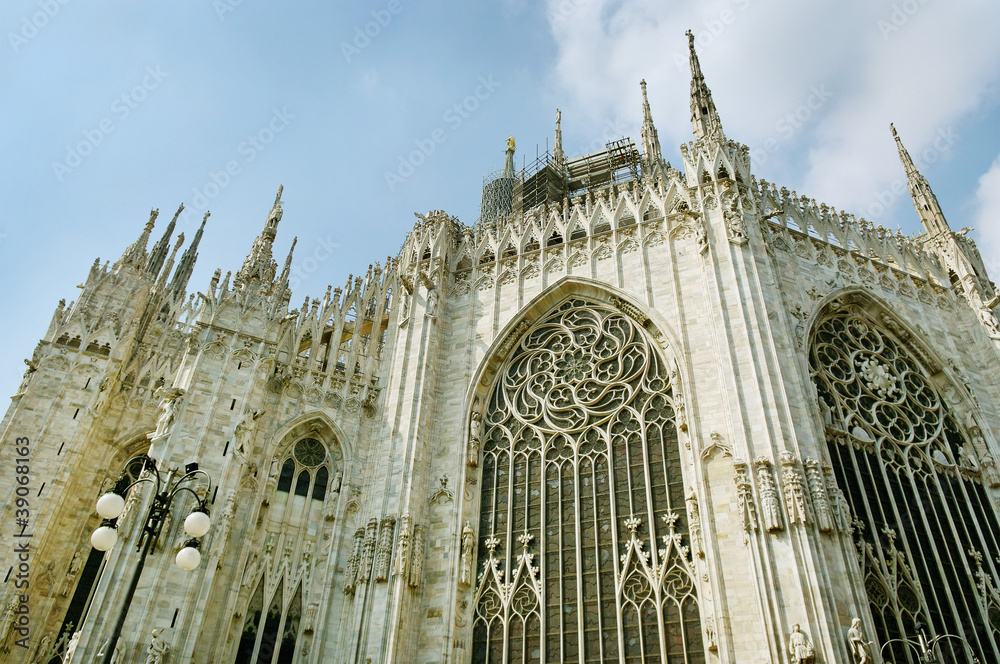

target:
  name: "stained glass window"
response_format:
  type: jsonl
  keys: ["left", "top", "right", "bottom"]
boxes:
{"left": 810, "top": 305, "right": 1000, "bottom": 663}
{"left": 473, "top": 298, "right": 704, "bottom": 663}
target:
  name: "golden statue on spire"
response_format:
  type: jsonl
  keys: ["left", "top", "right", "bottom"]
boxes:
{"left": 506, "top": 136, "right": 515, "bottom": 151}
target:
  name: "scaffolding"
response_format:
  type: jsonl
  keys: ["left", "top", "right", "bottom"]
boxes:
{"left": 478, "top": 136, "right": 642, "bottom": 224}
{"left": 480, "top": 169, "right": 516, "bottom": 223}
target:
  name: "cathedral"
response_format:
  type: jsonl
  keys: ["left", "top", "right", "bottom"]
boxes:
{"left": 3, "top": 31, "right": 1000, "bottom": 664}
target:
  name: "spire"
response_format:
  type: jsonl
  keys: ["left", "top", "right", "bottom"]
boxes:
{"left": 147, "top": 204, "right": 182, "bottom": 275}
{"left": 156, "top": 233, "right": 185, "bottom": 291}
{"left": 890, "top": 124, "right": 950, "bottom": 236}
{"left": 639, "top": 80, "right": 663, "bottom": 176}
{"left": 553, "top": 110, "right": 566, "bottom": 169}
{"left": 502, "top": 137, "right": 516, "bottom": 178}
{"left": 278, "top": 236, "right": 298, "bottom": 292}
{"left": 118, "top": 208, "right": 158, "bottom": 270}
{"left": 234, "top": 185, "right": 283, "bottom": 289}
{"left": 169, "top": 211, "right": 209, "bottom": 298}
{"left": 687, "top": 30, "right": 725, "bottom": 142}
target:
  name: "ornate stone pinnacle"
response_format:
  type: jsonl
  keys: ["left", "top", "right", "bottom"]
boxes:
{"left": 625, "top": 516, "right": 641, "bottom": 534}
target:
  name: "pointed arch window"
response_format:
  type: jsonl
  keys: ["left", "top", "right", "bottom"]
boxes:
{"left": 810, "top": 305, "right": 1000, "bottom": 663}
{"left": 276, "top": 459, "right": 294, "bottom": 493}
{"left": 271, "top": 438, "right": 332, "bottom": 503}
{"left": 473, "top": 298, "right": 704, "bottom": 663}
{"left": 235, "top": 580, "right": 301, "bottom": 664}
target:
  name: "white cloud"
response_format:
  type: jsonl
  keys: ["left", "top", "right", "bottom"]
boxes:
{"left": 974, "top": 156, "right": 1000, "bottom": 278}
{"left": 545, "top": 0, "right": 1000, "bottom": 224}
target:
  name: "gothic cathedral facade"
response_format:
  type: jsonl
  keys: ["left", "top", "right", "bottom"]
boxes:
{"left": 3, "top": 33, "right": 1000, "bottom": 664}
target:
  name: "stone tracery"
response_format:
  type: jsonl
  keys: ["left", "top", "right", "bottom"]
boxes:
{"left": 472, "top": 297, "right": 703, "bottom": 663}
{"left": 811, "top": 303, "right": 1000, "bottom": 663}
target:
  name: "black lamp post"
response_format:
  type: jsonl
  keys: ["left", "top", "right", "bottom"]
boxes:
{"left": 90, "top": 455, "right": 212, "bottom": 664}
{"left": 879, "top": 627, "right": 981, "bottom": 664}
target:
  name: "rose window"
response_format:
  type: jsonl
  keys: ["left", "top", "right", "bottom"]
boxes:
{"left": 473, "top": 298, "right": 703, "bottom": 664}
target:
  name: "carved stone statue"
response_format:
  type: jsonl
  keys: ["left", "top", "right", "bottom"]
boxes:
{"left": 265, "top": 459, "right": 281, "bottom": 496}
{"left": 467, "top": 412, "right": 482, "bottom": 468}
{"left": 332, "top": 470, "right": 343, "bottom": 493}
{"left": 32, "top": 634, "right": 52, "bottom": 664}
{"left": 788, "top": 623, "right": 814, "bottom": 663}
{"left": 847, "top": 618, "right": 873, "bottom": 664}
{"left": 958, "top": 444, "right": 980, "bottom": 470}
{"left": 60, "top": 551, "right": 84, "bottom": 596}
{"left": 981, "top": 453, "right": 1000, "bottom": 488}
{"left": 150, "top": 387, "right": 184, "bottom": 439}
{"left": 459, "top": 521, "right": 475, "bottom": 587}
{"left": 144, "top": 628, "right": 170, "bottom": 664}
{"left": 781, "top": 452, "right": 809, "bottom": 525}
{"left": 685, "top": 488, "right": 704, "bottom": 556}
{"left": 110, "top": 641, "right": 125, "bottom": 664}
{"left": 426, "top": 288, "right": 439, "bottom": 318}
{"left": 754, "top": 458, "right": 783, "bottom": 533}
{"left": 63, "top": 631, "right": 81, "bottom": 664}
{"left": 234, "top": 409, "right": 265, "bottom": 461}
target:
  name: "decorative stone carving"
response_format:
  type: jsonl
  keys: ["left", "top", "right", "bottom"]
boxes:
{"left": 234, "top": 408, "right": 264, "bottom": 460}
{"left": 847, "top": 618, "right": 874, "bottom": 663}
{"left": 303, "top": 602, "right": 318, "bottom": 633}
{"left": 822, "top": 463, "right": 853, "bottom": 535}
{"left": 467, "top": 411, "right": 481, "bottom": 468}
{"left": 144, "top": 628, "right": 170, "bottom": 664}
{"left": 357, "top": 519, "right": 378, "bottom": 584}
{"left": 344, "top": 528, "right": 365, "bottom": 595}
{"left": 374, "top": 516, "right": 396, "bottom": 582}
{"left": 409, "top": 525, "right": 425, "bottom": 588}
{"left": 781, "top": 451, "right": 809, "bottom": 526}
{"left": 733, "top": 459, "right": 758, "bottom": 540}
{"left": 788, "top": 624, "right": 815, "bottom": 663}
{"left": 150, "top": 387, "right": 184, "bottom": 439}
{"left": 753, "top": 457, "right": 783, "bottom": 533}
{"left": 981, "top": 453, "right": 1000, "bottom": 488}
{"left": 63, "top": 631, "right": 80, "bottom": 664}
{"left": 804, "top": 458, "right": 833, "bottom": 533}
{"left": 459, "top": 520, "right": 475, "bottom": 587}
{"left": 685, "top": 488, "right": 704, "bottom": 557}
{"left": 723, "top": 194, "right": 748, "bottom": 245}
{"left": 59, "top": 551, "right": 84, "bottom": 597}
{"left": 396, "top": 514, "right": 411, "bottom": 580}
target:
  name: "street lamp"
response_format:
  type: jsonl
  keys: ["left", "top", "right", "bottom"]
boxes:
{"left": 879, "top": 626, "right": 982, "bottom": 664}
{"left": 89, "top": 454, "right": 212, "bottom": 664}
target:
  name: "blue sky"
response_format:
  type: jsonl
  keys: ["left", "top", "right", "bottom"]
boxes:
{"left": 2, "top": 0, "right": 999, "bottom": 400}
